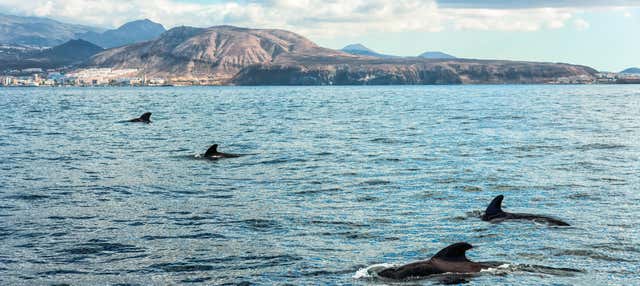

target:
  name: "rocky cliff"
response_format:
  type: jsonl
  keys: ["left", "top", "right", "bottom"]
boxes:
{"left": 232, "top": 59, "right": 596, "bottom": 85}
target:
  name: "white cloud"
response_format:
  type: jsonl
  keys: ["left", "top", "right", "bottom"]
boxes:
{"left": 444, "top": 8, "right": 574, "bottom": 31}
{"left": 573, "top": 18, "right": 590, "bottom": 30}
{"left": 0, "top": 0, "right": 589, "bottom": 37}
{"left": 439, "top": 0, "right": 640, "bottom": 9}
{"left": 33, "top": 0, "right": 54, "bottom": 17}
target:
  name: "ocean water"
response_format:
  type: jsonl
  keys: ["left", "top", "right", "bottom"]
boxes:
{"left": 0, "top": 85, "right": 639, "bottom": 285}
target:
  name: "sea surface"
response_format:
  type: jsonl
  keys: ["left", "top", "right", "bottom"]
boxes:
{"left": 0, "top": 85, "right": 639, "bottom": 285}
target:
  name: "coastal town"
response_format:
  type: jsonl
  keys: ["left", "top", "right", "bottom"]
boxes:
{"left": 0, "top": 68, "right": 170, "bottom": 87}
{"left": 1, "top": 67, "right": 640, "bottom": 87}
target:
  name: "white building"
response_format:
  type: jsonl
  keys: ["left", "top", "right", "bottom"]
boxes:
{"left": 67, "top": 68, "right": 139, "bottom": 86}
{"left": 1, "top": 76, "right": 12, "bottom": 86}
{"left": 148, "top": 78, "right": 166, "bottom": 86}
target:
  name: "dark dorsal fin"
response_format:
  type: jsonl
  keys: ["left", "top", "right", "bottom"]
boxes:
{"left": 140, "top": 112, "right": 152, "bottom": 121}
{"left": 204, "top": 144, "right": 218, "bottom": 157}
{"left": 432, "top": 242, "right": 473, "bottom": 262}
{"left": 485, "top": 195, "right": 504, "bottom": 217}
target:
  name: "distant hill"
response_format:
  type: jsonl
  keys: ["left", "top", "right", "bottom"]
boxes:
{"left": 341, "top": 44, "right": 396, "bottom": 58}
{"left": 0, "top": 13, "right": 101, "bottom": 47}
{"left": 80, "top": 19, "right": 166, "bottom": 48}
{"left": 89, "top": 25, "right": 351, "bottom": 82}
{"left": 0, "top": 39, "right": 103, "bottom": 70}
{"left": 0, "top": 44, "right": 43, "bottom": 60}
{"left": 87, "top": 25, "right": 597, "bottom": 85}
{"left": 620, "top": 67, "right": 640, "bottom": 74}
{"left": 419, "top": 51, "right": 457, "bottom": 59}
{"left": 37, "top": 39, "right": 104, "bottom": 64}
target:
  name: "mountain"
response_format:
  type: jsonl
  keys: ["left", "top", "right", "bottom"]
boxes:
{"left": 620, "top": 67, "right": 640, "bottom": 74}
{"left": 0, "top": 44, "right": 43, "bottom": 61}
{"left": 80, "top": 19, "right": 166, "bottom": 48}
{"left": 0, "top": 14, "right": 164, "bottom": 49}
{"left": 342, "top": 45, "right": 456, "bottom": 60}
{"left": 341, "top": 44, "right": 395, "bottom": 58}
{"left": 419, "top": 51, "right": 457, "bottom": 59}
{"left": 0, "top": 39, "right": 103, "bottom": 70}
{"left": 87, "top": 25, "right": 597, "bottom": 85}
{"left": 37, "top": 39, "right": 104, "bottom": 63}
{"left": 0, "top": 13, "right": 101, "bottom": 47}
{"left": 88, "top": 25, "right": 352, "bottom": 82}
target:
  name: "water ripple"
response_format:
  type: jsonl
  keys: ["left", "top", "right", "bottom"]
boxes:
{"left": 1, "top": 86, "right": 639, "bottom": 285}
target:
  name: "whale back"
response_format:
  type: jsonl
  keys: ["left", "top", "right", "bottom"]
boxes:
{"left": 484, "top": 195, "right": 505, "bottom": 219}
{"left": 432, "top": 242, "right": 472, "bottom": 262}
{"left": 205, "top": 144, "right": 219, "bottom": 157}
{"left": 377, "top": 242, "right": 479, "bottom": 279}
{"left": 140, "top": 112, "right": 152, "bottom": 121}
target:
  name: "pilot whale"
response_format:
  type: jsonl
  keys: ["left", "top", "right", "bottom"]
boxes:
{"left": 482, "top": 195, "right": 570, "bottom": 226}
{"left": 128, "top": 112, "right": 152, "bottom": 123}
{"left": 378, "top": 242, "right": 491, "bottom": 280}
{"left": 203, "top": 144, "right": 241, "bottom": 159}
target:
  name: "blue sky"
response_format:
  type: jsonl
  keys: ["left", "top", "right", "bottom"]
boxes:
{"left": 1, "top": 0, "right": 638, "bottom": 71}
{"left": 318, "top": 7, "right": 640, "bottom": 72}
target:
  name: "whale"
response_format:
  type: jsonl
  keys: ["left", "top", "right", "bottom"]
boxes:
{"left": 481, "top": 195, "right": 570, "bottom": 226}
{"left": 203, "top": 144, "right": 241, "bottom": 159}
{"left": 128, "top": 112, "right": 152, "bottom": 123}
{"left": 377, "top": 242, "right": 491, "bottom": 280}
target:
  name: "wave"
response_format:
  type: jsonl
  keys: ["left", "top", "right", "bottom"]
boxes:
{"left": 354, "top": 262, "right": 582, "bottom": 281}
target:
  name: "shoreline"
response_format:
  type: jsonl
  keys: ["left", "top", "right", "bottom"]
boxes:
{"left": 2, "top": 83, "right": 640, "bottom": 88}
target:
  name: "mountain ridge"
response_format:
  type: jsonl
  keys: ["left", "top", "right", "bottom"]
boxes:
{"left": 88, "top": 25, "right": 353, "bottom": 82}
{"left": 80, "top": 19, "right": 166, "bottom": 48}
{"left": 0, "top": 39, "right": 103, "bottom": 69}
{"left": 0, "top": 13, "right": 102, "bottom": 47}
{"left": 341, "top": 44, "right": 396, "bottom": 58}
{"left": 419, "top": 51, "right": 457, "bottom": 59}
{"left": 87, "top": 25, "right": 597, "bottom": 85}
{"left": 620, "top": 67, "right": 640, "bottom": 74}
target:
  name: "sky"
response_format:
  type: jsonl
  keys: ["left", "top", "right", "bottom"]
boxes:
{"left": 0, "top": 0, "right": 638, "bottom": 71}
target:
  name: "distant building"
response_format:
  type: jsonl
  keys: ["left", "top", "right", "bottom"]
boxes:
{"left": 67, "top": 68, "right": 139, "bottom": 86}
{"left": 1, "top": 76, "right": 12, "bottom": 86}
{"left": 553, "top": 74, "right": 595, "bottom": 84}
{"left": 11, "top": 77, "right": 37, "bottom": 86}
{"left": 129, "top": 78, "right": 143, "bottom": 85}
{"left": 148, "top": 78, "right": 166, "bottom": 86}
{"left": 618, "top": 73, "right": 640, "bottom": 80}
{"left": 48, "top": 72, "right": 63, "bottom": 80}
{"left": 595, "top": 72, "right": 618, "bottom": 84}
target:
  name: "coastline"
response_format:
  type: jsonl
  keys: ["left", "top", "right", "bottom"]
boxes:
{"left": 2, "top": 82, "right": 640, "bottom": 88}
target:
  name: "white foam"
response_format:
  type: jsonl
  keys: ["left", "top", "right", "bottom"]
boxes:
{"left": 353, "top": 263, "right": 397, "bottom": 279}
{"left": 480, "top": 264, "right": 512, "bottom": 273}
